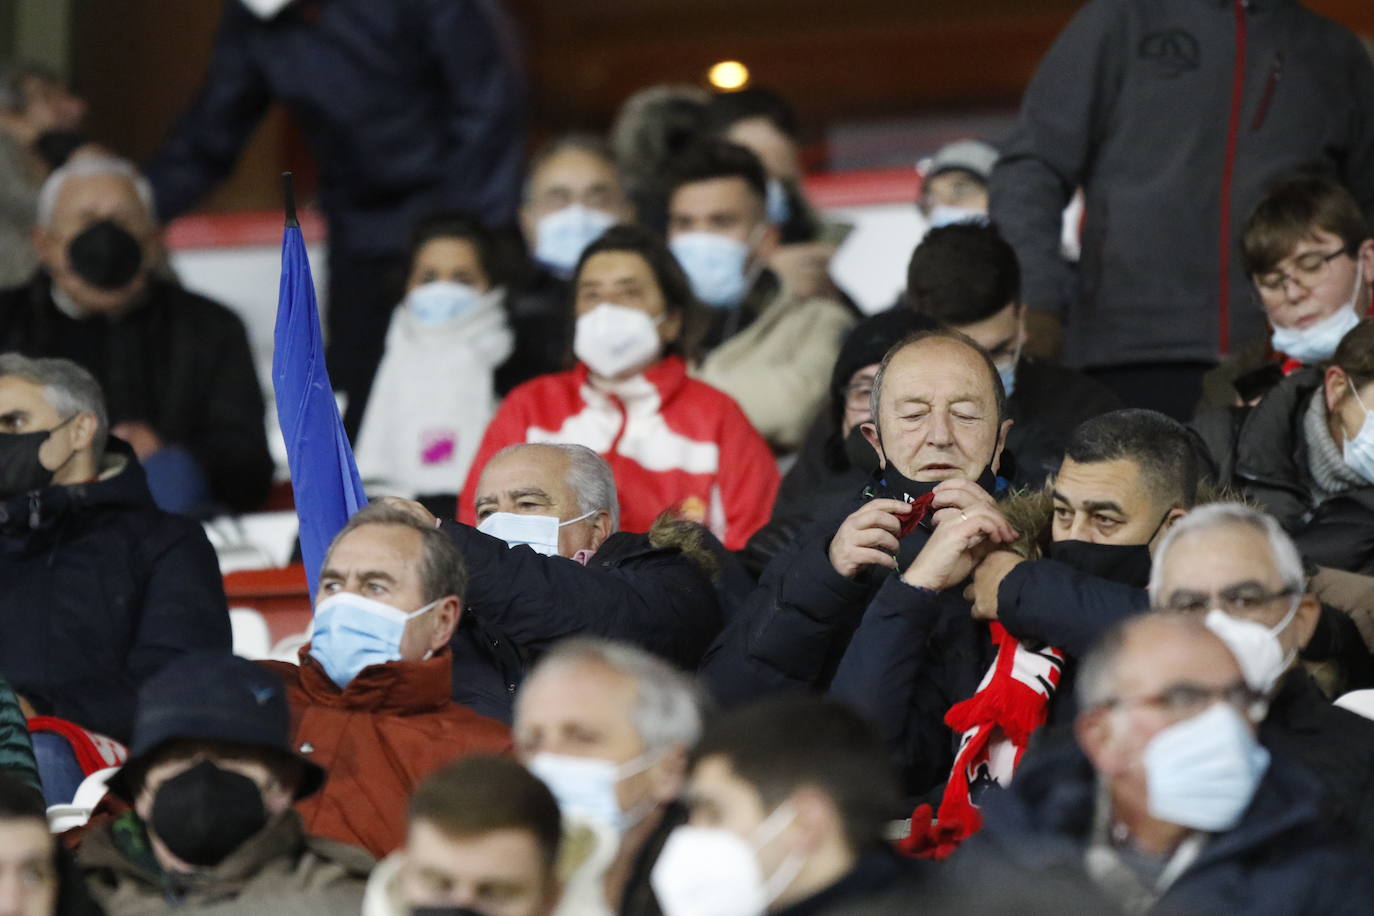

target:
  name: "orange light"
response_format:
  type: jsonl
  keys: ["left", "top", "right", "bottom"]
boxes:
{"left": 708, "top": 60, "right": 750, "bottom": 91}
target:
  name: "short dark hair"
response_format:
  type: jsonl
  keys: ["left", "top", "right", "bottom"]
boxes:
{"left": 410, "top": 756, "right": 562, "bottom": 870}
{"left": 704, "top": 87, "right": 800, "bottom": 140}
{"left": 407, "top": 211, "right": 505, "bottom": 287}
{"left": 870, "top": 328, "right": 1008, "bottom": 444}
{"left": 572, "top": 223, "right": 705, "bottom": 360}
{"left": 1333, "top": 316, "right": 1374, "bottom": 388}
{"left": 692, "top": 695, "right": 900, "bottom": 853}
{"left": 906, "top": 223, "right": 1021, "bottom": 326}
{"left": 1063, "top": 409, "right": 1199, "bottom": 510}
{"left": 1242, "top": 174, "right": 1370, "bottom": 278}
{"left": 664, "top": 139, "right": 768, "bottom": 205}
{"left": 0, "top": 771, "right": 46, "bottom": 822}
{"left": 328, "top": 503, "right": 468, "bottom": 603}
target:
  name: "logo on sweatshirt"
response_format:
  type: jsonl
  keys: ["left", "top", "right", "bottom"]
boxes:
{"left": 1139, "top": 28, "right": 1200, "bottom": 78}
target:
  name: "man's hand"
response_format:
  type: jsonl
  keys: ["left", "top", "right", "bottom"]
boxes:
{"left": 110, "top": 422, "right": 163, "bottom": 461}
{"left": 16, "top": 694, "right": 36, "bottom": 719}
{"left": 374, "top": 495, "right": 439, "bottom": 528}
{"left": 902, "top": 504, "right": 1016, "bottom": 592}
{"left": 770, "top": 242, "right": 838, "bottom": 302}
{"left": 827, "top": 498, "right": 911, "bottom": 578}
{"left": 929, "top": 478, "right": 999, "bottom": 526}
{"left": 965, "top": 550, "right": 1026, "bottom": 621}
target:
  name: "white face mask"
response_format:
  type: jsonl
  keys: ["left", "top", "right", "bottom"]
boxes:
{"left": 239, "top": 0, "right": 295, "bottom": 19}
{"left": 1341, "top": 383, "right": 1374, "bottom": 485}
{"left": 1142, "top": 702, "right": 1270, "bottom": 833}
{"left": 527, "top": 751, "right": 658, "bottom": 833}
{"left": 534, "top": 204, "right": 617, "bottom": 278}
{"left": 404, "top": 280, "right": 487, "bottom": 326}
{"left": 926, "top": 204, "right": 989, "bottom": 228}
{"left": 1204, "top": 599, "right": 1301, "bottom": 695}
{"left": 1269, "top": 258, "right": 1364, "bottom": 364}
{"left": 476, "top": 509, "right": 596, "bottom": 556}
{"left": 573, "top": 302, "right": 665, "bottom": 379}
{"left": 651, "top": 802, "right": 803, "bottom": 916}
{"left": 670, "top": 232, "right": 754, "bottom": 309}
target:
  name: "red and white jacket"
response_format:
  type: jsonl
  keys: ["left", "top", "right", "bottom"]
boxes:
{"left": 460, "top": 356, "right": 778, "bottom": 550}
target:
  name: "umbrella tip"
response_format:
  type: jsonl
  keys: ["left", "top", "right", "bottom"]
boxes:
{"left": 282, "top": 172, "right": 299, "bottom": 229}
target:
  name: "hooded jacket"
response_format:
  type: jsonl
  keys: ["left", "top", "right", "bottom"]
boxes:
{"left": 1190, "top": 368, "right": 1374, "bottom": 574}
{"left": 949, "top": 741, "right": 1374, "bottom": 914}
{"left": 0, "top": 445, "right": 230, "bottom": 743}
{"left": 990, "top": 0, "right": 1374, "bottom": 368}
{"left": 79, "top": 809, "right": 372, "bottom": 916}
{"left": 259, "top": 650, "right": 512, "bottom": 858}
{"left": 0, "top": 273, "right": 273, "bottom": 512}
{"left": 458, "top": 356, "right": 779, "bottom": 550}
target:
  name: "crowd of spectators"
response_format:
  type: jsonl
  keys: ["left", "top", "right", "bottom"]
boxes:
{"left": 2, "top": 0, "right": 1374, "bottom": 913}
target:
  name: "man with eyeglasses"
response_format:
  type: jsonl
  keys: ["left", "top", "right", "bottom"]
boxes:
{"left": 1149, "top": 502, "right": 1374, "bottom": 853}
{"left": 1199, "top": 175, "right": 1374, "bottom": 411}
{"left": 950, "top": 613, "right": 1372, "bottom": 913}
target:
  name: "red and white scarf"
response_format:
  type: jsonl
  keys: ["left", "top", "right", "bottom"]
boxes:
{"left": 899, "top": 623, "right": 1065, "bottom": 860}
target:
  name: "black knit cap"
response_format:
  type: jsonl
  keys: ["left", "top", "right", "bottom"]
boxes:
{"left": 828, "top": 306, "right": 942, "bottom": 423}
{"left": 106, "top": 651, "right": 324, "bottom": 802}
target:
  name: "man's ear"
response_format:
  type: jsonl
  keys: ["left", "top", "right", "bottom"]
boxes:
{"left": 588, "top": 510, "right": 614, "bottom": 552}
{"left": 789, "top": 786, "right": 843, "bottom": 854}
{"left": 647, "top": 745, "right": 689, "bottom": 804}
{"left": 1292, "top": 594, "right": 1322, "bottom": 651}
{"left": 990, "top": 417, "right": 1014, "bottom": 474}
{"left": 1075, "top": 709, "right": 1116, "bottom": 775}
{"left": 68, "top": 411, "right": 98, "bottom": 453}
{"left": 753, "top": 222, "right": 781, "bottom": 263}
{"left": 429, "top": 596, "right": 462, "bottom": 653}
{"left": 1324, "top": 365, "right": 1350, "bottom": 414}
{"left": 859, "top": 421, "right": 885, "bottom": 468}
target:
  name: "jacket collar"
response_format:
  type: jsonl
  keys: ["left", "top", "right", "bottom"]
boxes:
{"left": 295, "top": 646, "right": 454, "bottom": 714}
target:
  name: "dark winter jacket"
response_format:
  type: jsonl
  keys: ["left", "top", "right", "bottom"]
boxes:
{"left": 991, "top": 0, "right": 1374, "bottom": 368}
{"left": 1191, "top": 368, "right": 1374, "bottom": 574}
{"left": 0, "top": 674, "right": 38, "bottom": 794}
{"left": 0, "top": 273, "right": 273, "bottom": 512}
{"left": 950, "top": 740, "right": 1374, "bottom": 915}
{"left": 774, "top": 848, "right": 930, "bottom": 916}
{"left": 441, "top": 518, "right": 724, "bottom": 723}
{"left": 146, "top": 0, "right": 525, "bottom": 253}
{"left": 0, "top": 445, "right": 231, "bottom": 743}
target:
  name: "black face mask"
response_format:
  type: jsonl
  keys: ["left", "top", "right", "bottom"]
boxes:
{"left": 151, "top": 760, "right": 269, "bottom": 868}
{"left": 1048, "top": 540, "right": 1154, "bottom": 588}
{"left": 0, "top": 427, "right": 61, "bottom": 499}
{"left": 67, "top": 219, "right": 143, "bottom": 290}
{"left": 842, "top": 425, "right": 882, "bottom": 475}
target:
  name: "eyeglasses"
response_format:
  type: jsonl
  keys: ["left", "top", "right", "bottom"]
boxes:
{"left": 844, "top": 381, "right": 874, "bottom": 412}
{"left": 1158, "top": 584, "right": 1295, "bottom": 621}
{"left": 1099, "top": 679, "right": 1267, "bottom": 723}
{"left": 1255, "top": 247, "right": 1349, "bottom": 293}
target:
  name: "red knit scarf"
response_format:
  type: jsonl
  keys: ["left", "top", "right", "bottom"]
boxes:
{"left": 899, "top": 623, "right": 1065, "bottom": 860}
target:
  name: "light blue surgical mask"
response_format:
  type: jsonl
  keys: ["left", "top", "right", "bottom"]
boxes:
{"left": 528, "top": 750, "right": 658, "bottom": 833}
{"left": 406, "top": 280, "right": 484, "bottom": 326}
{"left": 1142, "top": 701, "right": 1270, "bottom": 833}
{"left": 534, "top": 204, "right": 617, "bottom": 278}
{"left": 1342, "top": 383, "right": 1374, "bottom": 485}
{"left": 670, "top": 231, "right": 753, "bottom": 309}
{"left": 926, "top": 204, "right": 989, "bottom": 228}
{"left": 765, "top": 177, "right": 791, "bottom": 226}
{"left": 1269, "top": 260, "right": 1364, "bottom": 364}
{"left": 308, "top": 592, "right": 440, "bottom": 689}
{"left": 476, "top": 509, "right": 597, "bottom": 556}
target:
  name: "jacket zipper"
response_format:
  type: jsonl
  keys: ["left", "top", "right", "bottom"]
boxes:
{"left": 1217, "top": 0, "right": 1248, "bottom": 358}
{"left": 1251, "top": 51, "right": 1284, "bottom": 132}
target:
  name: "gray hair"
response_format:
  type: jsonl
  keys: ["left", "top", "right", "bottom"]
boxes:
{"left": 0, "top": 353, "right": 108, "bottom": 460}
{"left": 523, "top": 638, "right": 706, "bottom": 752}
{"left": 327, "top": 502, "right": 468, "bottom": 603}
{"left": 1076, "top": 613, "right": 1217, "bottom": 711}
{"left": 1147, "top": 502, "right": 1305, "bottom": 598}
{"left": 36, "top": 153, "right": 156, "bottom": 228}
{"left": 492, "top": 442, "right": 620, "bottom": 531}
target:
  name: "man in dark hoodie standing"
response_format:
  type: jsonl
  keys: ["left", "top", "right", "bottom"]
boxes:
{"left": 0, "top": 354, "right": 229, "bottom": 751}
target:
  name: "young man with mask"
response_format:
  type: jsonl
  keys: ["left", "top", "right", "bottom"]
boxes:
{"left": 363, "top": 756, "right": 563, "bottom": 916}
{"left": 1192, "top": 317, "right": 1374, "bottom": 574}
{"left": 1199, "top": 175, "right": 1374, "bottom": 411}
{"left": 0, "top": 154, "right": 272, "bottom": 513}
{"left": 0, "top": 354, "right": 228, "bottom": 750}
{"left": 665, "top": 139, "right": 855, "bottom": 452}
{"left": 652, "top": 695, "right": 927, "bottom": 916}
{"left": 259, "top": 502, "right": 512, "bottom": 859}
{"left": 917, "top": 139, "right": 996, "bottom": 230}
{"left": 514, "top": 638, "right": 704, "bottom": 916}
{"left": 1150, "top": 503, "right": 1374, "bottom": 852}
{"left": 905, "top": 223, "right": 1121, "bottom": 487}
{"left": 79, "top": 652, "right": 372, "bottom": 913}
{"left": 951, "top": 614, "right": 1372, "bottom": 913}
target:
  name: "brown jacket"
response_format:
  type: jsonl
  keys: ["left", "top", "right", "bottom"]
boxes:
{"left": 260, "top": 649, "right": 513, "bottom": 857}
{"left": 79, "top": 810, "right": 371, "bottom": 915}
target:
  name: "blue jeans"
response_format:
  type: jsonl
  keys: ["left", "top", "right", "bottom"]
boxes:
{"left": 32, "top": 731, "right": 86, "bottom": 805}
